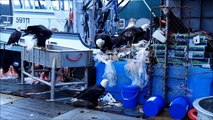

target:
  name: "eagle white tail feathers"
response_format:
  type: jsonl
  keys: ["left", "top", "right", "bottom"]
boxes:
{"left": 26, "top": 38, "right": 37, "bottom": 51}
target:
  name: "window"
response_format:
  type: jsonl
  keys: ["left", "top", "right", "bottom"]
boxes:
{"left": 51, "top": 0, "right": 72, "bottom": 11}
{"left": 24, "top": 0, "right": 33, "bottom": 9}
{"left": 40, "top": 0, "right": 47, "bottom": 9}
{"left": 13, "top": 0, "right": 22, "bottom": 9}
{"left": 35, "top": 0, "right": 47, "bottom": 9}
{"left": 51, "top": 0, "right": 59, "bottom": 10}
{"left": 60, "top": 0, "right": 71, "bottom": 11}
{"left": 35, "top": 0, "right": 40, "bottom": 9}
{"left": 0, "top": 0, "right": 9, "bottom": 5}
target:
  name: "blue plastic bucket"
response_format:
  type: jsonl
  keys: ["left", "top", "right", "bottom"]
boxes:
{"left": 169, "top": 96, "right": 190, "bottom": 119}
{"left": 121, "top": 85, "right": 139, "bottom": 108}
{"left": 143, "top": 95, "right": 166, "bottom": 117}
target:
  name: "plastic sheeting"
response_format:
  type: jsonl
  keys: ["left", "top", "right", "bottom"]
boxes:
{"left": 94, "top": 53, "right": 117, "bottom": 87}
{"left": 124, "top": 48, "right": 149, "bottom": 88}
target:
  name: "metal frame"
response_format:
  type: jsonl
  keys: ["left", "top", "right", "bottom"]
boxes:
{"left": 150, "top": 5, "right": 191, "bottom": 100}
{"left": 21, "top": 45, "right": 93, "bottom": 101}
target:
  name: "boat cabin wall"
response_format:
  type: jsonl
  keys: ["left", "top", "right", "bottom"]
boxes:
{"left": 1, "top": 0, "right": 73, "bottom": 32}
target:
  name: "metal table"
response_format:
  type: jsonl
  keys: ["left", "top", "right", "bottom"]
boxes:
{"left": 21, "top": 45, "right": 93, "bottom": 101}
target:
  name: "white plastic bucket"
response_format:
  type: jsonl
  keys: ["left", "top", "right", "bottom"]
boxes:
{"left": 152, "top": 29, "right": 166, "bottom": 43}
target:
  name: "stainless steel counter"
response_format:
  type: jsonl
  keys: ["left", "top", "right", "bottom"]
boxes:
{"left": 21, "top": 45, "right": 93, "bottom": 101}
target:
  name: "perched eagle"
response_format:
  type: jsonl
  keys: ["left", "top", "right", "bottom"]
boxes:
{"left": 22, "top": 25, "right": 52, "bottom": 50}
{"left": 95, "top": 33, "right": 113, "bottom": 52}
{"left": 71, "top": 79, "right": 109, "bottom": 108}
{"left": 95, "top": 24, "right": 150, "bottom": 52}
{"left": 109, "top": 24, "right": 150, "bottom": 49}
{"left": 119, "top": 24, "right": 150, "bottom": 45}
{"left": 7, "top": 26, "right": 22, "bottom": 45}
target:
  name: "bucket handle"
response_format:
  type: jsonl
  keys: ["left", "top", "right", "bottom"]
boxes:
{"left": 121, "top": 90, "right": 139, "bottom": 100}
{"left": 66, "top": 53, "right": 82, "bottom": 61}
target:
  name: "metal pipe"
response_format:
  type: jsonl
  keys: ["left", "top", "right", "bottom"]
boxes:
{"left": 163, "top": 0, "right": 169, "bottom": 100}
{"left": 55, "top": 82, "right": 85, "bottom": 87}
{"left": 89, "top": 0, "right": 96, "bottom": 49}
{"left": 21, "top": 47, "right": 25, "bottom": 84}
{"left": 142, "top": 0, "right": 156, "bottom": 17}
{"left": 50, "top": 57, "right": 56, "bottom": 101}
{"left": 84, "top": 67, "right": 88, "bottom": 89}
{"left": 22, "top": 71, "right": 51, "bottom": 86}
{"left": 31, "top": 48, "right": 35, "bottom": 77}
{"left": 184, "top": 8, "right": 191, "bottom": 96}
{"left": 199, "top": 0, "right": 203, "bottom": 30}
{"left": 73, "top": 0, "right": 77, "bottom": 33}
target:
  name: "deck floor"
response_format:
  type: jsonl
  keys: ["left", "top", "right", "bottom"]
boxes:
{"left": 0, "top": 97, "right": 74, "bottom": 120}
{"left": 0, "top": 78, "right": 175, "bottom": 120}
{"left": 0, "top": 79, "right": 146, "bottom": 120}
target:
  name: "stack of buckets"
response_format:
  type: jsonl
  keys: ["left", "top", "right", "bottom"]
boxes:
{"left": 143, "top": 96, "right": 190, "bottom": 119}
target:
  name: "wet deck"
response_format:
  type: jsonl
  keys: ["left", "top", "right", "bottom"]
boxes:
{"left": 0, "top": 79, "right": 146, "bottom": 120}
{"left": 0, "top": 79, "right": 175, "bottom": 120}
{"left": 0, "top": 97, "right": 74, "bottom": 120}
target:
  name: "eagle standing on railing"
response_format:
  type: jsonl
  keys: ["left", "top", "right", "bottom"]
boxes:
{"left": 22, "top": 25, "right": 52, "bottom": 51}
{"left": 7, "top": 26, "right": 22, "bottom": 45}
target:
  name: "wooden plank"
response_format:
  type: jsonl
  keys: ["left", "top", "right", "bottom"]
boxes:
{"left": 52, "top": 108, "right": 142, "bottom": 120}
{"left": 1, "top": 105, "right": 57, "bottom": 118}
{"left": 0, "top": 98, "right": 74, "bottom": 119}
{"left": 0, "top": 93, "right": 23, "bottom": 105}
{"left": 1, "top": 105, "right": 52, "bottom": 120}
{"left": 11, "top": 98, "right": 73, "bottom": 112}
{"left": 0, "top": 111, "right": 28, "bottom": 120}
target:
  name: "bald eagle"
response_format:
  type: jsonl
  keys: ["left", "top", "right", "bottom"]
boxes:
{"left": 119, "top": 24, "right": 150, "bottom": 45}
{"left": 71, "top": 79, "right": 109, "bottom": 108}
{"left": 95, "top": 24, "right": 150, "bottom": 52}
{"left": 23, "top": 25, "right": 52, "bottom": 50}
{"left": 7, "top": 27, "right": 22, "bottom": 45}
{"left": 95, "top": 33, "right": 113, "bottom": 52}
{"left": 110, "top": 24, "right": 150, "bottom": 48}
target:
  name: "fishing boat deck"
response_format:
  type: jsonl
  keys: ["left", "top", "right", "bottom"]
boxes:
{"left": 0, "top": 78, "right": 175, "bottom": 120}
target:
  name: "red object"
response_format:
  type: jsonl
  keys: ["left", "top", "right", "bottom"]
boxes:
{"left": 66, "top": 53, "right": 82, "bottom": 61}
{"left": 69, "top": 10, "right": 74, "bottom": 24}
{"left": 188, "top": 108, "right": 197, "bottom": 120}
{"left": 161, "top": 20, "right": 166, "bottom": 24}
